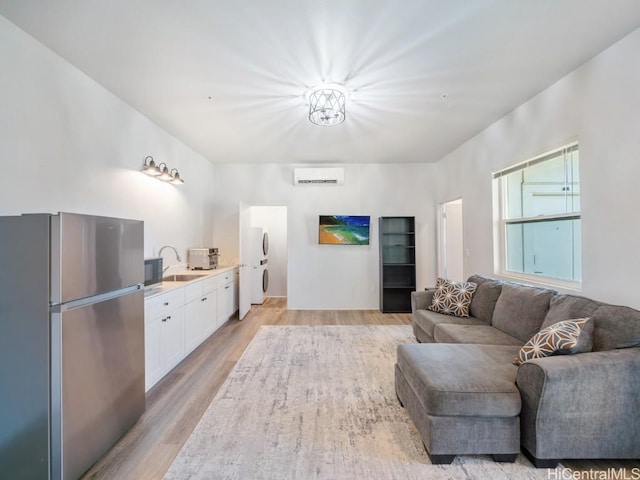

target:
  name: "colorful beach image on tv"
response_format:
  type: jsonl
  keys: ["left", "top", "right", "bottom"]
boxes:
{"left": 319, "top": 215, "right": 370, "bottom": 245}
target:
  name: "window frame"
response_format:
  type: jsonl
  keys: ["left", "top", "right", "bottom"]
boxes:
{"left": 493, "top": 142, "right": 582, "bottom": 290}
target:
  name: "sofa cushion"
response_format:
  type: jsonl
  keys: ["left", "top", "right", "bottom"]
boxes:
{"left": 427, "top": 277, "right": 477, "bottom": 317}
{"left": 541, "top": 294, "right": 600, "bottom": 330}
{"left": 433, "top": 324, "right": 524, "bottom": 346}
{"left": 467, "top": 275, "right": 503, "bottom": 323}
{"left": 411, "top": 289, "right": 436, "bottom": 312}
{"left": 413, "top": 309, "right": 487, "bottom": 340}
{"left": 513, "top": 317, "right": 594, "bottom": 365}
{"left": 591, "top": 305, "right": 640, "bottom": 351}
{"left": 396, "top": 343, "right": 521, "bottom": 417}
{"left": 491, "top": 283, "right": 555, "bottom": 343}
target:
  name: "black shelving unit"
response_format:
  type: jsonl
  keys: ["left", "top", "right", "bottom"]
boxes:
{"left": 379, "top": 216, "right": 416, "bottom": 313}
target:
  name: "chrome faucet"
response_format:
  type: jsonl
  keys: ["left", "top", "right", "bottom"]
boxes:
{"left": 159, "top": 245, "right": 182, "bottom": 272}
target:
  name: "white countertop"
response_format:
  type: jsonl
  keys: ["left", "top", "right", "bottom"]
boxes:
{"left": 143, "top": 265, "right": 238, "bottom": 299}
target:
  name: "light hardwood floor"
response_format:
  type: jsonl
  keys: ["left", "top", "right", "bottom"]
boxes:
{"left": 82, "top": 298, "right": 638, "bottom": 479}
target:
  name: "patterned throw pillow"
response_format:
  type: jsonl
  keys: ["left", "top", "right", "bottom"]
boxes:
{"left": 513, "top": 317, "right": 594, "bottom": 366}
{"left": 427, "top": 277, "right": 478, "bottom": 318}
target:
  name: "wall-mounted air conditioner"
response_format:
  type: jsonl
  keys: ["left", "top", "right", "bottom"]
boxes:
{"left": 293, "top": 167, "right": 345, "bottom": 185}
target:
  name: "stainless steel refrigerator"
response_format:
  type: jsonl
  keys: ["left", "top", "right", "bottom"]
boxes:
{"left": 0, "top": 212, "right": 145, "bottom": 480}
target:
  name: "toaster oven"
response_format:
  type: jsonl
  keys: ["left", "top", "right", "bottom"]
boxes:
{"left": 188, "top": 248, "right": 219, "bottom": 270}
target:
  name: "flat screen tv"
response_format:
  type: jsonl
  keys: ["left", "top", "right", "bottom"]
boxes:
{"left": 319, "top": 215, "right": 370, "bottom": 245}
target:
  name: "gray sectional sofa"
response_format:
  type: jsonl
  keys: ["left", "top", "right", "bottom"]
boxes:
{"left": 395, "top": 275, "right": 640, "bottom": 467}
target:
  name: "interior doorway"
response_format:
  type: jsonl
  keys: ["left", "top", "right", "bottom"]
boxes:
{"left": 437, "top": 199, "right": 464, "bottom": 281}
{"left": 249, "top": 206, "right": 288, "bottom": 304}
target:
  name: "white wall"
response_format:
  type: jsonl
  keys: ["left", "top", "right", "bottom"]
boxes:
{"left": 433, "top": 27, "right": 640, "bottom": 309}
{"left": 250, "top": 206, "right": 288, "bottom": 298}
{"left": 213, "top": 163, "right": 437, "bottom": 309}
{"left": 0, "top": 15, "right": 216, "bottom": 268}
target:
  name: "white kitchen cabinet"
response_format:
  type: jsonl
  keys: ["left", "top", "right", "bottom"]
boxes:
{"left": 233, "top": 267, "right": 240, "bottom": 313}
{"left": 216, "top": 267, "right": 239, "bottom": 327}
{"left": 201, "top": 277, "right": 218, "bottom": 336}
{"left": 144, "top": 288, "right": 186, "bottom": 391}
{"left": 144, "top": 314, "right": 162, "bottom": 391}
{"left": 216, "top": 282, "right": 233, "bottom": 327}
{"left": 144, "top": 266, "right": 238, "bottom": 392}
{"left": 160, "top": 306, "right": 185, "bottom": 372}
{"left": 184, "top": 297, "right": 203, "bottom": 353}
{"left": 184, "top": 276, "right": 218, "bottom": 352}
{"left": 184, "top": 281, "right": 204, "bottom": 352}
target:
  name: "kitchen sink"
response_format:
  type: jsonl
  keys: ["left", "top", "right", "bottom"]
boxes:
{"left": 162, "top": 274, "right": 207, "bottom": 282}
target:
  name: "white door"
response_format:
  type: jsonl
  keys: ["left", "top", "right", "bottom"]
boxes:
{"left": 438, "top": 199, "right": 464, "bottom": 281}
{"left": 238, "top": 201, "right": 252, "bottom": 319}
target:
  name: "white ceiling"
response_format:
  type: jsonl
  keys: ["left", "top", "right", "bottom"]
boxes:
{"left": 1, "top": 1, "right": 640, "bottom": 164}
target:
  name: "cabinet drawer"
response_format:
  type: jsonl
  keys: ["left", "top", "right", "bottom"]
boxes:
{"left": 202, "top": 276, "right": 218, "bottom": 294}
{"left": 215, "top": 271, "right": 234, "bottom": 289}
{"left": 184, "top": 281, "right": 204, "bottom": 303}
{"left": 145, "top": 288, "right": 184, "bottom": 321}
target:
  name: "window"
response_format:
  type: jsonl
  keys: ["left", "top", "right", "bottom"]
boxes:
{"left": 494, "top": 143, "right": 581, "bottom": 286}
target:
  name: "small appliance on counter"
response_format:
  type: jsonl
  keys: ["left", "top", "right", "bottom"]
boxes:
{"left": 188, "top": 247, "right": 219, "bottom": 270}
{"left": 144, "top": 256, "right": 163, "bottom": 286}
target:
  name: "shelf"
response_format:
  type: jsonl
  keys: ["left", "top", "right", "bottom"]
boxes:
{"left": 379, "top": 217, "right": 416, "bottom": 313}
{"left": 380, "top": 289, "right": 413, "bottom": 313}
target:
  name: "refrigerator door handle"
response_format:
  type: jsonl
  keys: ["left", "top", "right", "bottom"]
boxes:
{"left": 51, "top": 284, "right": 142, "bottom": 312}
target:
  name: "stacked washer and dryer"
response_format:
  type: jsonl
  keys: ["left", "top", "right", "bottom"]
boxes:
{"left": 251, "top": 227, "right": 269, "bottom": 304}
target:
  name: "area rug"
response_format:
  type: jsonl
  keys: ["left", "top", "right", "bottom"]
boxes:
{"left": 165, "top": 325, "right": 557, "bottom": 479}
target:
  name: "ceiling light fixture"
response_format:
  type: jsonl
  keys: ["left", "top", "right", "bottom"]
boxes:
{"left": 306, "top": 83, "right": 348, "bottom": 126}
{"left": 141, "top": 156, "right": 185, "bottom": 185}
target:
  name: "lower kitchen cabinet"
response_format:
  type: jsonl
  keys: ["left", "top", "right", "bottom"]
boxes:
{"left": 184, "top": 278, "right": 217, "bottom": 352}
{"left": 216, "top": 269, "right": 236, "bottom": 328}
{"left": 233, "top": 268, "right": 240, "bottom": 312}
{"left": 144, "top": 289, "right": 186, "bottom": 391}
{"left": 144, "top": 267, "right": 239, "bottom": 392}
{"left": 201, "top": 276, "right": 218, "bottom": 336}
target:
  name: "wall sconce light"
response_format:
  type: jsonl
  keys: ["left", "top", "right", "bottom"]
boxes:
{"left": 142, "top": 155, "right": 161, "bottom": 176}
{"left": 169, "top": 169, "right": 184, "bottom": 185}
{"left": 141, "top": 156, "right": 185, "bottom": 185}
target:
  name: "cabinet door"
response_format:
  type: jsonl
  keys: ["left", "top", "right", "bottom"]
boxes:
{"left": 233, "top": 274, "right": 239, "bottom": 313}
{"left": 184, "top": 299, "right": 203, "bottom": 352}
{"left": 217, "top": 285, "right": 229, "bottom": 327}
{"left": 225, "top": 283, "right": 235, "bottom": 321}
{"left": 144, "top": 316, "right": 162, "bottom": 392}
{"left": 200, "top": 293, "right": 217, "bottom": 337}
{"left": 160, "top": 306, "right": 185, "bottom": 373}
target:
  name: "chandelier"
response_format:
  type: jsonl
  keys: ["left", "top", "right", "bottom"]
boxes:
{"left": 307, "top": 83, "right": 348, "bottom": 126}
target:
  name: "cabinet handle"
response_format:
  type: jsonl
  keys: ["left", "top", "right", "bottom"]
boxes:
{"left": 162, "top": 317, "right": 167, "bottom": 322}
{"left": 202, "top": 297, "right": 207, "bottom": 301}
{"left": 164, "top": 302, "right": 169, "bottom": 306}
{"left": 225, "top": 286, "right": 230, "bottom": 289}
{"left": 167, "top": 315, "right": 171, "bottom": 320}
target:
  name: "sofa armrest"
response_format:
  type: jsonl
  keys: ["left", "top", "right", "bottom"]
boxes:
{"left": 411, "top": 289, "right": 435, "bottom": 313}
{"left": 516, "top": 348, "right": 640, "bottom": 460}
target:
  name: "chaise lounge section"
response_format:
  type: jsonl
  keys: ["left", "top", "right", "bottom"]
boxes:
{"left": 396, "top": 275, "right": 640, "bottom": 467}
